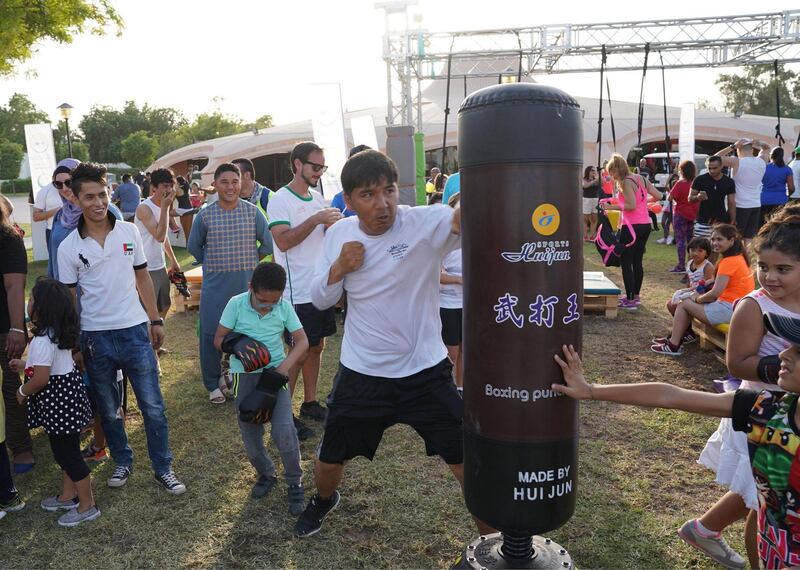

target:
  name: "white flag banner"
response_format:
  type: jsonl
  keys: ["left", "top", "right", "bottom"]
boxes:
{"left": 25, "top": 123, "right": 57, "bottom": 201}
{"left": 350, "top": 115, "right": 379, "bottom": 150}
{"left": 24, "top": 123, "right": 57, "bottom": 261}
{"left": 310, "top": 83, "right": 347, "bottom": 200}
{"left": 679, "top": 103, "right": 695, "bottom": 167}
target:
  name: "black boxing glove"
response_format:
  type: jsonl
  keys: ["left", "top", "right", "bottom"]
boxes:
{"left": 757, "top": 354, "right": 781, "bottom": 384}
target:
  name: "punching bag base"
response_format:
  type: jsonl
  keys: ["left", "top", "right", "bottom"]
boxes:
{"left": 453, "top": 533, "right": 573, "bottom": 570}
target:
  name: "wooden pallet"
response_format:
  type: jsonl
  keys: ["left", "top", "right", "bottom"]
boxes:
{"left": 583, "top": 293, "right": 618, "bottom": 319}
{"left": 692, "top": 318, "right": 728, "bottom": 363}
{"left": 583, "top": 271, "right": 621, "bottom": 319}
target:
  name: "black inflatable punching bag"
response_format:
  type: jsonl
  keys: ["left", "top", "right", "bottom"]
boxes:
{"left": 457, "top": 83, "right": 583, "bottom": 569}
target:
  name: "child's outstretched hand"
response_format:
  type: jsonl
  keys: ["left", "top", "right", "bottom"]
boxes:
{"left": 552, "top": 345, "right": 593, "bottom": 400}
{"left": 9, "top": 359, "right": 24, "bottom": 373}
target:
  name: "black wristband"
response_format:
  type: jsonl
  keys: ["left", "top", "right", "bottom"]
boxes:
{"left": 757, "top": 354, "right": 781, "bottom": 384}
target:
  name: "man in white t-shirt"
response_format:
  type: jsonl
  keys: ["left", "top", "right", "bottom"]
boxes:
{"left": 134, "top": 168, "right": 180, "bottom": 320}
{"left": 294, "top": 150, "right": 489, "bottom": 539}
{"left": 714, "top": 137, "right": 770, "bottom": 244}
{"left": 267, "top": 142, "right": 343, "bottom": 430}
{"left": 33, "top": 180, "right": 64, "bottom": 255}
{"left": 57, "top": 162, "right": 185, "bottom": 496}
{"left": 789, "top": 147, "right": 800, "bottom": 201}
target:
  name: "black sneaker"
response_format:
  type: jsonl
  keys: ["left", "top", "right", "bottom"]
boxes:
{"left": 154, "top": 470, "right": 186, "bottom": 495}
{"left": 294, "top": 491, "right": 341, "bottom": 538}
{"left": 300, "top": 400, "right": 327, "bottom": 421}
{"left": 251, "top": 475, "right": 277, "bottom": 499}
{"left": 108, "top": 465, "right": 132, "bottom": 488}
{"left": 293, "top": 416, "right": 315, "bottom": 441}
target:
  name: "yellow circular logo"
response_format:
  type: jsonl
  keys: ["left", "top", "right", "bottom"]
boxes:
{"left": 531, "top": 203, "right": 560, "bottom": 235}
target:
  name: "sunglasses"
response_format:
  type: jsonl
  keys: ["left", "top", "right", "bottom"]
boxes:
{"left": 53, "top": 179, "right": 72, "bottom": 189}
{"left": 303, "top": 160, "right": 328, "bottom": 173}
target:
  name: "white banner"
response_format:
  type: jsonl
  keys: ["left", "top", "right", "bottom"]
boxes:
{"left": 679, "top": 103, "right": 696, "bottom": 167}
{"left": 310, "top": 83, "right": 347, "bottom": 200}
{"left": 24, "top": 123, "right": 57, "bottom": 261}
{"left": 350, "top": 115, "right": 379, "bottom": 150}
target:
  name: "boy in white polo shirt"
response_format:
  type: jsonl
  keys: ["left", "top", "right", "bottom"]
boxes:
{"left": 214, "top": 262, "right": 309, "bottom": 513}
{"left": 57, "top": 162, "right": 185, "bottom": 495}
{"left": 294, "top": 150, "right": 488, "bottom": 538}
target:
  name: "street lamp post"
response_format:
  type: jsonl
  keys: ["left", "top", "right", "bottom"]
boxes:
{"left": 57, "top": 103, "right": 74, "bottom": 157}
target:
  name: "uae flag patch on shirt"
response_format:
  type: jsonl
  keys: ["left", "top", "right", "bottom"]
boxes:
{"left": 123, "top": 242, "right": 134, "bottom": 255}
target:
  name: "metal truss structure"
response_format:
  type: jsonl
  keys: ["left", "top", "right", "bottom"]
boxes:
{"left": 381, "top": 9, "right": 800, "bottom": 127}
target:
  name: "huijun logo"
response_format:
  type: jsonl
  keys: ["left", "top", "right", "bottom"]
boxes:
{"left": 531, "top": 203, "right": 560, "bottom": 236}
{"left": 501, "top": 241, "right": 571, "bottom": 265}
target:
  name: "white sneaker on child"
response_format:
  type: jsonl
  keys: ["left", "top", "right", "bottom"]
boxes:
{"left": 677, "top": 519, "right": 745, "bottom": 568}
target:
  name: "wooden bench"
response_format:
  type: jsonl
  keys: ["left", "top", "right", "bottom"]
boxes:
{"left": 692, "top": 318, "right": 729, "bottom": 363}
{"left": 171, "top": 266, "right": 202, "bottom": 312}
{"left": 583, "top": 271, "right": 621, "bottom": 319}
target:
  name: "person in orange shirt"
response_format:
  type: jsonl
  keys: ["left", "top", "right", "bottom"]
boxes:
{"left": 652, "top": 223, "right": 753, "bottom": 355}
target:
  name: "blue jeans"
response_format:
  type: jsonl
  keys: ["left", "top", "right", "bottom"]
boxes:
{"left": 81, "top": 323, "right": 173, "bottom": 475}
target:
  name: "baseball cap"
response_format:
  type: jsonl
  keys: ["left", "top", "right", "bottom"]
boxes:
{"left": 764, "top": 313, "right": 800, "bottom": 346}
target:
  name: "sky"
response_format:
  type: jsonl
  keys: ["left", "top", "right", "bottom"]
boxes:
{"left": 2, "top": 0, "right": 796, "bottom": 131}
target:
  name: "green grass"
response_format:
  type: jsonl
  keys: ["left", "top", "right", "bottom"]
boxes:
{"left": 2, "top": 240, "right": 742, "bottom": 568}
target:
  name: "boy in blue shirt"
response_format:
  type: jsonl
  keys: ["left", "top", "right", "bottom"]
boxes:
{"left": 214, "top": 263, "right": 309, "bottom": 513}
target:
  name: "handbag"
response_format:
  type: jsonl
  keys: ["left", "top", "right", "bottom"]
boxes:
{"left": 594, "top": 198, "right": 637, "bottom": 267}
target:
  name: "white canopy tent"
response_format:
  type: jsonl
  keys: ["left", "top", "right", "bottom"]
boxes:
{"left": 149, "top": 74, "right": 800, "bottom": 187}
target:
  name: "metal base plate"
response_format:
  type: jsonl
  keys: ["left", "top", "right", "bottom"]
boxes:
{"left": 453, "top": 533, "right": 573, "bottom": 569}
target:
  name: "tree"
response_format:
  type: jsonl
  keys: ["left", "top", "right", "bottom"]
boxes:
{"left": 188, "top": 112, "right": 247, "bottom": 142}
{"left": 156, "top": 129, "right": 194, "bottom": 158}
{"left": 252, "top": 114, "right": 273, "bottom": 130}
{"left": 0, "top": 93, "right": 50, "bottom": 146}
{"left": 79, "top": 101, "right": 187, "bottom": 163}
{"left": 716, "top": 64, "right": 800, "bottom": 118}
{"left": 121, "top": 131, "right": 158, "bottom": 169}
{"left": 55, "top": 141, "right": 90, "bottom": 162}
{"left": 0, "top": 0, "right": 123, "bottom": 76}
{"left": 0, "top": 140, "right": 24, "bottom": 179}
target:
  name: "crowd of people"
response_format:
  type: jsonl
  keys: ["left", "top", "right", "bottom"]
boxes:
{"left": 6, "top": 133, "right": 800, "bottom": 566}
{"left": 0, "top": 143, "right": 471, "bottom": 540}
{"left": 578, "top": 137, "right": 800, "bottom": 567}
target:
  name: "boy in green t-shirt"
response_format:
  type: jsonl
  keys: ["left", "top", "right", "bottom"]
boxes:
{"left": 214, "top": 263, "right": 309, "bottom": 514}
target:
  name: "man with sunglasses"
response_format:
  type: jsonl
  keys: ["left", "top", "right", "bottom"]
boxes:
{"left": 267, "top": 142, "right": 343, "bottom": 436}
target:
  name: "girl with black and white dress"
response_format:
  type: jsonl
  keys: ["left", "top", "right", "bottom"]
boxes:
{"left": 11, "top": 278, "right": 97, "bottom": 527}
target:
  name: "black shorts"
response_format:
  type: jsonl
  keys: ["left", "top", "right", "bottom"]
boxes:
{"left": 736, "top": 207, "right": 760, "bottom": 239}
{"left": 440, "top": 308, "right": 462, "bottom": 346}
{"left": 285, "top": 303, "right": 336, "bottom": 347}
{"left": 318, "top": 359, "right": 463, "bottom": 465}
